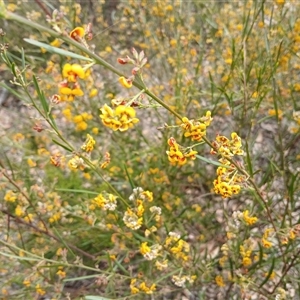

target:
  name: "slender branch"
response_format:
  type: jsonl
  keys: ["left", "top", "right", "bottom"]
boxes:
{"left": 271, "top": 248, "right": 300, "bottom": 294}
{"left": 34, "top": 0, "right": 51, "bottom": 17}
{"left": 0, "top": 162, "right": 49, "bottom": 232}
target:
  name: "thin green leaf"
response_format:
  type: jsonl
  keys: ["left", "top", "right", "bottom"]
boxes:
{"left": 52, "top": 227, "right": 76, "bottom": 259}
{"left": 113, "top": 257, "right": 130, "bottom": 275}
{"left": 64, "top": 274, "right": 102, "bottom": 282}
{"left": 251, "top": 189, "right": 266, "bottom": 211}
{"left": 33, "top": 75, "right": 48, "bottom": 115}
{"left": 56, "top": 188, "right": 98, "bottom": 195}
{"left": 124, "top": 164, "right": 135, "bottom": 189}
{"left": 32, "top": 75, "right": 58, "bottom": 130}
{"left": 0, "top": 82, "right": 28, "bottom": 103}
{"left": 196, "top": 155, "right": 228, "bottom": 167}
{"left": 85, "top": 296, "right": 113, "bottom": 300}
{"left": 24, "top": 38, "right": 93, "bottom": 62}
{"left": 259, "top": 255, "right": 275, "bottom": 287}
{"left": 245, "top": 141, "right": 253, "bottom": 177}
{"left": 21, "top": 48, "right": 26, "bottom": 70}
{"left": 11, "top": 61, "right": 17, "bottom": 78}
{"left": 0, "top": 251, "right": 39, "bottom": 262}
{"left": 52, "top": 139, "right": 73, "bottom": 152}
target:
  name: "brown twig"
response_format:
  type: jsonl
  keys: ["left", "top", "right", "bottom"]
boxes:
{"left": 271, "top": 248, "right": 300, "bottom": 294}
{"left": 0, "top": 161, "right": 49, "bottom": 232}
{"left": 34, "top": 0, "right": 51, "bottom": 17}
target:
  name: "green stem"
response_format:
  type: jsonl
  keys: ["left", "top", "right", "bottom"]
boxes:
{"left": 80, "top": 156, "right": 129, "bottom": 207}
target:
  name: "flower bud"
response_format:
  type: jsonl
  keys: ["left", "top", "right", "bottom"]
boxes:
{"left": 117, "top": 58, "right": 128, "bottom": 64}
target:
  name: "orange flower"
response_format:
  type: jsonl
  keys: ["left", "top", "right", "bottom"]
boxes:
{"left": 70, "top": 27, "right": 85, "bottom": 41}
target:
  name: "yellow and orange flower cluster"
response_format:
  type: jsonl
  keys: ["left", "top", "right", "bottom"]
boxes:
{"left": 164, "top": 232, "right": 191, "bottom": 262}
{"left": 166, "top": 137, "right": 197, "bottom": 166}
{"left": 140, "top": 242, "right": 162, "bottom": 260}
{"left": 81, "top": 134, "right": 95, "bottom": 153}
{"left": 211, "top": 132, "right": 244, "bottom": 159}
{"left": 90, "top": 193, "right": 117, "bottom": 211}
{"left": 68, "top": 155, "right": 85, "bottom": 171}
{"left": 262, "top": 228, "right": 273, "bottom": 248}
{"left": 240, "top": 239, "right": 254, "bottom": 267}
{"left": 181, "top": 111, "right": 213, "bottom": 141}
{"left": 59, "top": 63, "right": 85, "bottom": 102}
{"left": 130, "top": 278, "right": 156, "bottom": 295}
{"left": 99, "top": 104, "right": 139, "bottom": 131}
{"left": 212, "top": 132, "right": 245, "bottom": 198}
{"left": 123, "top": 187, "right": 154, "bottom": 230}
{"left": 242, "top": 210, "right": 258, "bottom": 226}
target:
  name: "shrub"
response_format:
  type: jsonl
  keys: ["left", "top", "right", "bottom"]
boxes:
{"left": 0, "top": 1, "right": 300, "bottom": 299}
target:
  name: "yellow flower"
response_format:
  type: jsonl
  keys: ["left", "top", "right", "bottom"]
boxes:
{"left": 213, "top": 180, "right": 233, "bottom": 198}
{"left": 219, "top": 256, "right": 227, "bottom": 267}
{"left": 262, "top": 238, "right": 272, "bottom": 248}
{"left": 89, "top": 88, "right": 98, "bottom": 98}
{"left": 13, "top": 133, "right": 25, "bottom": 142}
{"left": 49, "top": 212, "right": 61, "bottom": 223}
{"left": 243, "top": 210, "right": 258, "bottom": 226}
{"left": 140, "top": 242, "right": 151, "bottom": 256}
{"left": 119, "top": 76, "right": 133, "bottom": 88}
{"left": 35, "top": 284, "right": 46, "bottom": 296}
{"left": 141, "top": 190, "right": 153, "bottom": 202}
{"left": 265, "top": 271, "right": 276, "bottom": 280}
{"left": 100, "top": 152, "right": 111, "bottom": 169}
{"left": 23, "top": 279, "right": 31, "bottom": 287}
{"left": 45, "top": 61, "right": 55, "bottom": 73}
{"left": 62, "top": 63, "right": 85, "bottom": 82}
{"left": 81, "top": 134, "right": 95, "bottom": 152}
{"left": 23, "top": 213, "right": 34, "bottom": 223}
{"left": 92, "top": 193, "right": 117, "bottom": 211}
{"left": 181, "top": 116, "right": 207, "bottom": 141}
{"left": 50, "top": 38, "right": 62, "bottom": 47}
{"left": 166, "top": 137, "right": 197, "bottom": 166}
{"left": 59, "top": 81, "right": 84, "bottom": 101}
{"left": 27, "top": 158, "right": 36, "bottom": 168}
{"left": 242, "top": 257, "right": 252, "bottom": 267}
{"left": 4, "top": 190, "right": 17, "bottom": 202}
{"left": 7, "top": 3, "right": 17, "bottom": 11}
{"left": 139, "top": 282, "right": 156, "bottom": 294}
{"left": 130, "top": 279, "right": 140, "bottom": 294}
{"left": 56, "top": 269, "right": 66, "bottom": 278}
{"left": 15, "top": 205, "right": 25, "bottom": 217}
{"left": 289, "top": 229, "right": 296, "bottom": 240}
{"left": 170, "top": 39, "right": 177, "bottom": 47}
{"left": 268, "top": 109, "right": 283, "bottom": 120}
{"left": 68, "top": 156, "right": 85, "bottom": 171}
{"left": 99, "top": 104, "right": 139, "bottom": 131}
{"left": 215, "top": 275, "right": 225, "bottom": 287}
